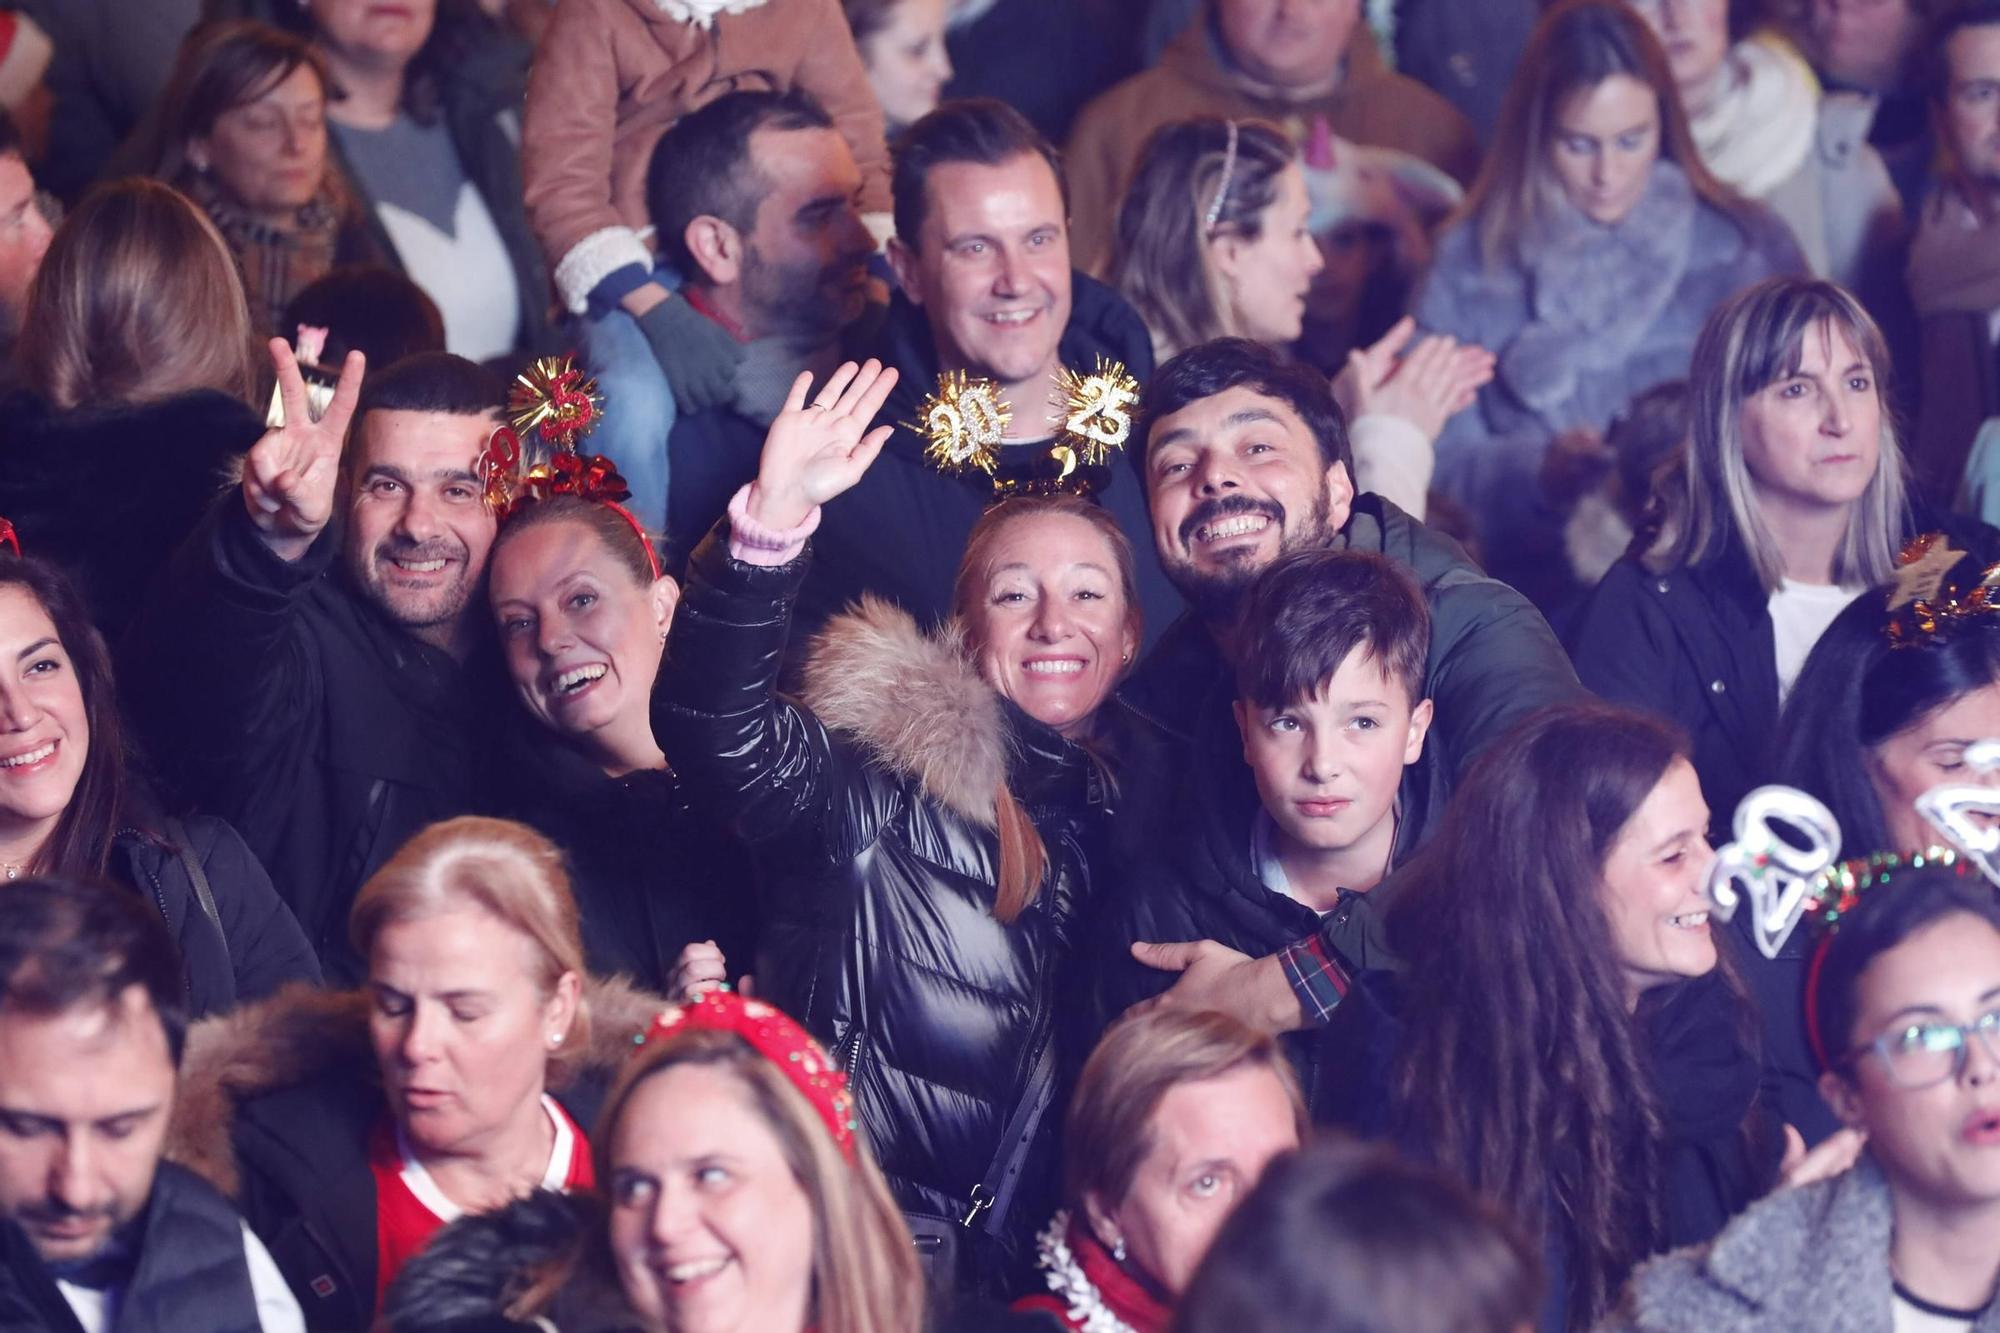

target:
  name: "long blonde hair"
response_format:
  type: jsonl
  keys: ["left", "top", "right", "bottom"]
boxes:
{"left": 1653, "top": 276, "right": 1909, "bottom": 590}
{"left": 1456, "top": 0, "right": 1748, "bottom": 270}
{"left": 588, "top": 1031, "right": 925, "bottom": 1333}
{"left": 951, "top": 495, "right": 1139, "bottom": 923}
{"left": 17, "top": 179, "right": 255, "bottom": 410}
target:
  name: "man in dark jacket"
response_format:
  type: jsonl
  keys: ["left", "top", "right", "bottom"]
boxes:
{"left": 123, "top": 349, "right": 504, "bottom": 982}
{"left": 656, "top": 89, "right": 881, "bottom": 572}
{"left": 792, "top": 97, "right": 1180, "bottom": 642}
{"left": 0, "top": 879, "right": 302, "bottom": 1331}
{"left": 1120, "top": 338, "right": 1584, "bottom": 1030}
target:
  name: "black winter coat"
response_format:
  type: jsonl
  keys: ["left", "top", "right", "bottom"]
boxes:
{"left": 656, "top": 530, "right": 1126, "bottom": 1286}
{"left": 794, "top": 273, "right": 1181, "bottom": 646}
{"left": 1567, "top": 540, "right": 1788, "bottom": 836}
{"left": 0, "top": 389, "right": 263, "bottom": 642}
{"left": 112, "top": 815, "right": 321, "bottom": 1020}
{"left": 1123, "top": 493, "right": 1583, "bottom": 768}
{"left": 124, "top": 501, "right": 495, "bottom": 982}
{"left": 0, "top": 1163, "right": 271, "bottom": 1333}
{"left": 1317, "top": 968, "right": 1783, "bottom": 1333}
{"left": 486, "top": 719, "right": 759, "bottom": 992}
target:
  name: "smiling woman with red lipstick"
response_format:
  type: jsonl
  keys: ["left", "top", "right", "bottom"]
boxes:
{"left": 1611, "top": 863, "right": 2000, "bottom": 1331}
{"left": 658, "top": 359, "right": 1164, "bottom": 1293}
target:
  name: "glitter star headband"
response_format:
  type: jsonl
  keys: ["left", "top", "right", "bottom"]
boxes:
{"left": 1884, "top": 532, "right": 2000, "bottom": 649}
{"left": 477, "top": 356, "right": 660, "bottom": 580}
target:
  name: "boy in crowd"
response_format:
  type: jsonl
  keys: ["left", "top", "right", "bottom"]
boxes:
{"left": 1082, "top": 547, "right": 1439, "bottom": 1104}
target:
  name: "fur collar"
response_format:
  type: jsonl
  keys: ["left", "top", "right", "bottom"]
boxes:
{"left": 800, "top": 595, "right": 1009, "bottom": 828}
{"left": 1498, "top": 160, "right": 1697, "bottom": 416}
{"left": 167, "top": 975, "right": 667, "bottom": 1199}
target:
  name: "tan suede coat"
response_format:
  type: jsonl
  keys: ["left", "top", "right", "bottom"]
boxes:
{"left": 521, "top": 0, "right": 891, "bottom": 313}
{"left": 1064, "top": 10, "right": 1479, "bottom": 272}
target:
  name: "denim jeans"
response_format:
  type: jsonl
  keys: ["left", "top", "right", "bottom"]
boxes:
{"left": 570, "top": 307, "right": 676, "bottom": 531}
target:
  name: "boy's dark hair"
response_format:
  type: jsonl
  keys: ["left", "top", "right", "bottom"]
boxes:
{"left": 891, "top": 98, "right": 1068, "bottom": 248}
{"left": 356, "top": 351, "right": 507, "bottom": 425}
{"left": 1813, "top": 864, "right": 2000, "bottom": 1071}
{"left": 284, "top": 266, "right": 446, "bottom": 369}
{"left": 645, "top": 89, "right": 834, "bottom": 278}
{"left": 1925, "top": 0, "right": 2000, "bottom": 101}
{"left": 1142, "top": 338, "right": 1353, "bottom": 476}
{"left": 1177, "top": 1140, "right": 1541, "bottom": 1333}
{"left": 1234, "top": 549, "right": 1429, "bottom": 711}
{"left": 0, "top": 878, "right": 188, "bottom": 1066}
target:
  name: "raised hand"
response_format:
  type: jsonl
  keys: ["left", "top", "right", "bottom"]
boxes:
{"left": 747, "top": 360, "right": 899, "bottom": 530}
{"left": 243, "top": 337, "right": 365, "bottom": 561}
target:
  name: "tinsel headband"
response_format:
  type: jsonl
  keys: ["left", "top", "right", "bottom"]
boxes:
{"left": 1799, "top": 846, "right": 1987, "bottom": 1070}
{"left": 1205, "top": 119, "right": 1240, "bottom": 234}
{"left": 477, "top": 357, "right": 661, "bottom": 581}
{"left": 1883, "top": 531, "right": 2000, "bottom": 648}
{"left": 637, "top": 991, "right": 859, "bottom": 1163}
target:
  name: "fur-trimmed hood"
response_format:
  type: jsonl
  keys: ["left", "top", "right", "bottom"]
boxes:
{"left": 167, "top": 975, "right": 669, "bottom": 1199}
{"left": 799, "top": 594, "right": 1013, "bottom": 828}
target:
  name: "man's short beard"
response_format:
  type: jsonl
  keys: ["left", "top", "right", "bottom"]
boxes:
{"left": 1161, "top": 488, "right": 1336, "bottom": 624}
{"left": 741, "top": 243, "right": 858, "bottom": 343}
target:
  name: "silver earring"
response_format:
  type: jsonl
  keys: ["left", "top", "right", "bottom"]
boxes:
{"left": 1111, "top": 1236, "right": 1126, "bottom": 1263}
{"left": 549, "top": 1032, "right": 565, "bottom": 1048}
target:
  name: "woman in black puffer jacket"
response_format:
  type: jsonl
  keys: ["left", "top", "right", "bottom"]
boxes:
{"left": 655, "top": 361, "right": 1162, "bottom": 1295}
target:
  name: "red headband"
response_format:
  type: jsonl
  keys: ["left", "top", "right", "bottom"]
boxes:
{"left": 0, "top": 519, "right": 19, "bottom": 559}
{"left": 638, "top": 992, "right": 858, "bottom": 1162}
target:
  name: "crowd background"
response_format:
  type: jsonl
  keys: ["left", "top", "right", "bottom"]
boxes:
{"left": 0, "top": 0, "right": 1995, "bottom": 1331}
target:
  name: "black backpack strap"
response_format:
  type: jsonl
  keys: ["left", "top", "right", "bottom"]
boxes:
{"left": 162, "top": 816, "right": 227, "bottom": 956}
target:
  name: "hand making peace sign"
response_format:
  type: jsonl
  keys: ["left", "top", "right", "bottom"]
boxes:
{"left": 746, "top": 359, "right": 900, "bottom": 531}
{"left": 242, "top": 337, "right": 367, "bottom": 562}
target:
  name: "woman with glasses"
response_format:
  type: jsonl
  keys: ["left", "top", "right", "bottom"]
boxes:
{"left": 1607, "top": 861, "right": 2000, "bottom": 1331}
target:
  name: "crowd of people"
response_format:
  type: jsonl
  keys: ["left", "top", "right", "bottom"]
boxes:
{"left": 0, "top": 0, "right": 1996, "bottom": 1330}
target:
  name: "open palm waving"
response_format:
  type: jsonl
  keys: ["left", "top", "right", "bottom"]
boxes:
{"left": 242, "top": 337, "right": 366, "bottom": 562}
{"left": 747, "top": 359, "right": 900, "bottom": 531}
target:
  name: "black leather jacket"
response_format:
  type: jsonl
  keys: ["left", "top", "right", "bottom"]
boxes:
{"left": 655, "top": 529, "right": 1117, "bottom": 1276}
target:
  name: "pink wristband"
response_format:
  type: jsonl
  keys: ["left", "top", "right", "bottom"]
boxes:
{"left": 727, "top": 482, "right": 821, "bottom": 567}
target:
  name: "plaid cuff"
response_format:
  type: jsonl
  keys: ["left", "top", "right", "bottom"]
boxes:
{"left": 1278, "top": 931, "right": 1351, "bottom": 1026}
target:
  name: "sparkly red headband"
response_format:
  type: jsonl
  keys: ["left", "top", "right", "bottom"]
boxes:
{"left": 476, "top": 357, "right": 661, "bottom": 581}
{"left": 0, "top": 519, "right": 19, "bottom": 559}
{"left": 638, "top": 992, "right": 859, "bottom": 1163}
